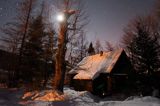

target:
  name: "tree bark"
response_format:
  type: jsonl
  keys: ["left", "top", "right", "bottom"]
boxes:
{"left": 54, "top": 21, "right": 67, "bottom": 92}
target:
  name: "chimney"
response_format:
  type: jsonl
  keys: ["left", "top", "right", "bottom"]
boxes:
{"left": 100, "top": 51, "right": 103, "bottom": 56}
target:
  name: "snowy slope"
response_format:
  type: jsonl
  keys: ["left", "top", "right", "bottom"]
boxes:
{"left": 0, "top": 87, "right": 160, "bottom": 106}
{"left": 0, "top": 88, "right": 24, "bottom": 106}
{"left": 25, "top": 87, "right": 160, "bottom": 106}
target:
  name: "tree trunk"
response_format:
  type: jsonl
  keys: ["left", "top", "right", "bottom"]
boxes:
{"left": 16, "top": 0, "right": 33, "bottom": 82}
{"left": 54, "top": 21, "right": 67, "bottom": 92}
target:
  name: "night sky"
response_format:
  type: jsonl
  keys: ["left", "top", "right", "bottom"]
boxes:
{"left": 0, "top": 0, "right": 156, "bottom": 45}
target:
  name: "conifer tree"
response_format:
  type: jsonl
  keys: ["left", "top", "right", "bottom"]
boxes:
{"left": 122, "top": 16, "right": 160, "bottom": 75}
{"left": 23, "top": 14, "right": 45, "bottom": 84}
{"left": 88, "top": 42, "right": 95, "bottom": 55}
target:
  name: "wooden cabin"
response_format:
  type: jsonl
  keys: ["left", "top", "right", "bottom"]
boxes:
{"left": 68, "top": 49, "right": 132, "bottom": 96}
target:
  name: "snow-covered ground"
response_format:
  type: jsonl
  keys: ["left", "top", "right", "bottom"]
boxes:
{"left": 0, "top": 88, "right": 24, "bottom": 106}
{"left": 0, "top": 86, "right": 160, "bottom": 106}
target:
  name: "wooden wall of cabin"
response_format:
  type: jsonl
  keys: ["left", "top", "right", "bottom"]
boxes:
{"left": 72, "top": 79, "right": 93, "bottom": 92}
{"left": 67, "top": 74, "right": 76, "bottom": 86}
{"left": 112, "top": 51, "right": 131, "bottom": 74}
{"left": 111, "top": 75, "right": 128, "bottom": 92}
{"left": 111, "top": 51, "right": 132, "bottom": 91}
{"left": 92, "top": 73, "right": 112, "bottom": 95}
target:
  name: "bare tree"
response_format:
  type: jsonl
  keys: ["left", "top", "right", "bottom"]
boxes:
{"left": 95, "top": 39, "right": 103, "bottom": 54}
{"left": 69, "top": 31, "right": 88, "bottom": 66}
{"left": 67, "top": 0, "right": 89, "bottom": 66}
{"left": 105, "top": 41, "right": 114, "bottom": 51}
{"left": 78, "top": 31, "right": 88, "bottom": 61}
{"left": 0, "top": 23, "right": 21, "bottom": 53}
{"left": 53, "top": 0, "right": 89, "bottom": 92}
{"left": 54, "top": 0, "right": 73, "bottom": 92}
{"left": 122, "top": 15, "right": 159, "bottom": 53}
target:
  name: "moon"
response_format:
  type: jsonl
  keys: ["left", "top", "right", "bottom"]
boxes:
{"left": 57, "top": 13, "right": 65, "bottom": 22}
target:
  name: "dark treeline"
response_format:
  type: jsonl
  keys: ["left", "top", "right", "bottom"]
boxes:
{"left": 0, "top": 0, "right": 55, "bottom": 89}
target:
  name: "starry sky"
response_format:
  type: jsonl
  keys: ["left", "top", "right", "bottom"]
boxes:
{"left": 0, "top": 0, "right": 156, "bottom": 45}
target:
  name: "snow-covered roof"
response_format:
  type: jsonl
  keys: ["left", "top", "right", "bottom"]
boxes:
{"left": 69, "top": 49, "right": 124, "bottom": 80}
